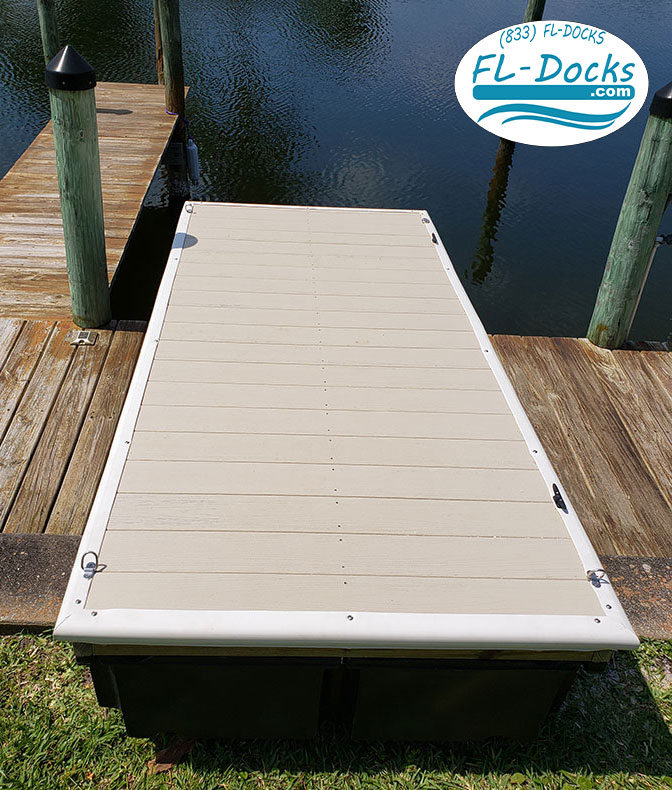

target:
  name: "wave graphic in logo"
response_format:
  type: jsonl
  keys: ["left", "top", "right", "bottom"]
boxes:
{"left": 477, "top": 103, "right": 630, "bottom": 131}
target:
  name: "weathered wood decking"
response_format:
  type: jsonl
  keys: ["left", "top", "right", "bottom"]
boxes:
{"left": 0, "top": 319, "right": 144, "bottom": 630}
{"left": 0, "top": 79, "right": 179, "bottom": 630}
{"left": 492, "top": 335, "right": 672, "bottom": 638}
{"left": 0, "top": 319, "right": 145, "bottom": 536}
{"left": 0, "top": 82, "right": 177, "bottom": 319}
{"left": 492, "top": 336, "right": 672, "bottom": 558}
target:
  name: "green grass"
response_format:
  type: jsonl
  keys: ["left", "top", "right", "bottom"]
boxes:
{"left": 0, "top": 635, "right": 671, "bottom": 790}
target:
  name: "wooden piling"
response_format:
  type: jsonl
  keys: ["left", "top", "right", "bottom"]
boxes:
{"left": 36, "top": 0, "right": 60, "bottom": 64}
{"left": 155, "top": 0, "right": 186, "bottom": 122}
{"left": 587, "top": 83, "right": 672, "bottom": 349}
{"left": 523, "top": 0, "right": 546, "bottom": 23}
{"left": 153, "top": 0, "right": 165, "bottom": 85}
{"left": 154, "top": 0, "right": 189, "bottom": 198}
{"left": 46, "top": 46, "right": 111, "bottom": 328}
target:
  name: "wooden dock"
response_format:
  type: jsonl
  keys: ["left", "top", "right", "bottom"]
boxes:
{"left": 0, "top": 318, "right": 145, "bottom": 629}
{"left": 492, "top": 335, "right": 672, "bottom": 638}
{"left": 0, "top": 79, "right": 180, "bottom": 631}
{"left": 0, "top": 82, "right": 177, "bottom": 320}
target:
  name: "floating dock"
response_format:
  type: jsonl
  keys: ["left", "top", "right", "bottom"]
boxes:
{"left": 54, "top": 202, "right": 638, "bottom": 740}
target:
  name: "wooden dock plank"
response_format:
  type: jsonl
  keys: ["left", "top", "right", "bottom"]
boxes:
{"left": 490, "top": 336, "right": 631, "bottom": 556}
{"left": 547, "top": 337, "right": 672, "bottom": 551}
{"left": 0, "top": 82, "right": 179, "bottom": 320}
{"left": 45, "top": 323, "right": 145, "bottom": 536}
{"left": 0, "top": 321, "right": 54, "bottom": 443}
{"left": 0, "top": 319, "right": 23, "bottom": 369}
{"left": 578, "top": 340, "right": 672, "bottom": 511}
{"left": 3, "top": 333, "right": 112, "bottom": 534}
{"left": 0, "top": 320, "right": 145, "bottom": 536}
{"left": 492, "top": 335, "right": 672, "bottom": 558}
{"left": 614, "top": 349, "right": 672, "bottom": 445}
{"left": 0, "top": 325, "right": 74, "bottom": 528}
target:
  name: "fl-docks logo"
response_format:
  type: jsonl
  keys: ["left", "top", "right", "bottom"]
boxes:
{"left": 455, "top": 21, "right": 648, "bottom": 146}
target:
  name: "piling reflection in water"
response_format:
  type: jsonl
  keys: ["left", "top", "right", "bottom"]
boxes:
{"left": 471, "top": 138, "right": 516, "bottom": 285}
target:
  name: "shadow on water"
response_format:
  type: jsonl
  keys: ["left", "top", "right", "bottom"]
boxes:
{"left": 152, "top": 652, "right": 672, "bottom": 779}
{"left": 109, "top": 173, "right": 182, "bottom": 321}
{"left": 470, "top": 138, "right": 516, "bottom": 286}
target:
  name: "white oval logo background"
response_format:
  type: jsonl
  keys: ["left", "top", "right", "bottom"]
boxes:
{"left": 455, "top": 21, "right": 648, "bottom": 146}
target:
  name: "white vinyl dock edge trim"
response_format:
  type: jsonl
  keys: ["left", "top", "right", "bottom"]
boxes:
{"left": 53, "top": 202, "right": 639, "bottom": 652}
{"left": 54, "top": 609, "right": 637, "bottom": 651}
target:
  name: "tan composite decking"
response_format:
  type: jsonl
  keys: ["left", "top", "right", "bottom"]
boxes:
{"left": 86, "top": 203, "right": 601, "bottom": 618}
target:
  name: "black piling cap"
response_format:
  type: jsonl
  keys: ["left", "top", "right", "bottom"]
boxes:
{"left": 45, "top": 45, "right": 96, "bottom": 92}
{"left": 650, "top": 81, "right": 672, "bottom": 119}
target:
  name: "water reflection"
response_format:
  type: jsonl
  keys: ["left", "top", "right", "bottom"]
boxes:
{"left": 54, "top": 0, "right": 154, "bottom": 83}
{"left": 293, "top": 0, "right": 387, "bottom": 63}
{"left": 2, "top": 0, "right": 672, "bottom": 336}
{"left": 471, "top": 138, "right": 516, "bottom": 285}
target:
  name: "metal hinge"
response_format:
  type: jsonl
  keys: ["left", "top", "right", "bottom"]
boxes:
{"left": 552, "top": 483, "right": 566, "bottom": 510}
{"left": 70, "top": 330, "right": 97, "bottom": 347}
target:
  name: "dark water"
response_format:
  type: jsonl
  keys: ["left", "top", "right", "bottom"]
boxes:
{"left": 2, "top": 0, "right": 672, "bottom": 339}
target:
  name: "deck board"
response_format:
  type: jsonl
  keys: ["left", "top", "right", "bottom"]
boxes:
{"left": 492, "top": 335, "right": 672, "bottom": 558}
{"left": 107, "top": 494, "right": 563, "bottom": 536}
{"left": 0, "top": 318, "right": 145, "bottom": 536}
{"left": 86, "top": 573, "right": 601, "bottom": 616}
{"left": 45, "top": 323, "right": 146, "bottom": 536}
{"left": 2, "top": 332, "right": 112, "bottom": 534}
{"left": 0, "top": 82, "right": 178, "bottom": 319}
